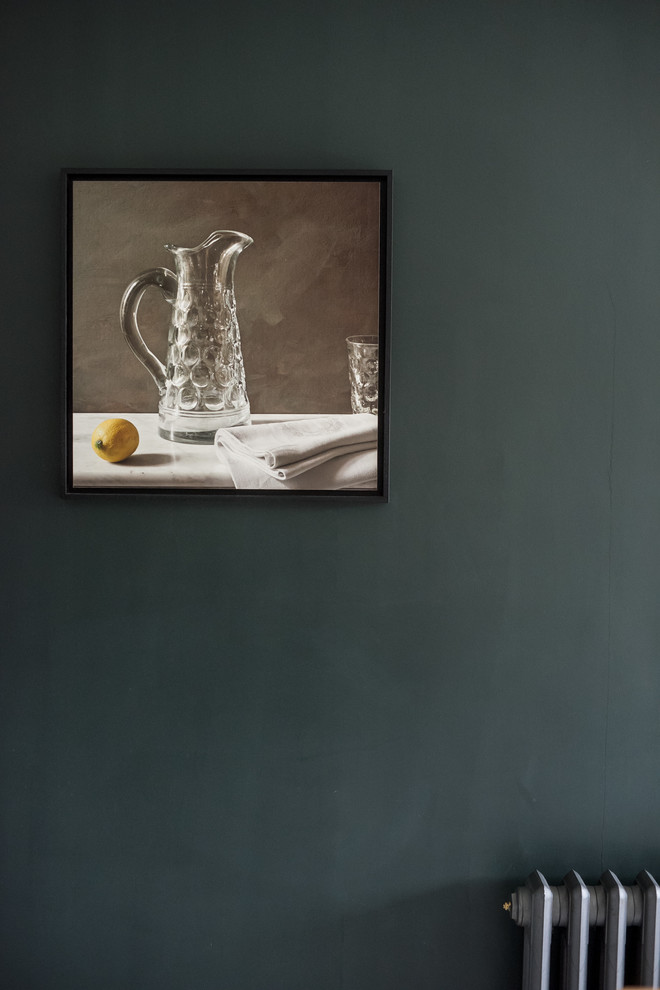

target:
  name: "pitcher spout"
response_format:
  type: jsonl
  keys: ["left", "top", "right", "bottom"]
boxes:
{"left": 165, "top": 230, "right": 253, "bottom": 255}
{"left": 165, "top": 229, "right": 253, "bottom": 286}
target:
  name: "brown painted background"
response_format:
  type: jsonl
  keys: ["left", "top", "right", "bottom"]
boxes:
{"left": 72, "top": 178, "right": 381, "bottom": 415}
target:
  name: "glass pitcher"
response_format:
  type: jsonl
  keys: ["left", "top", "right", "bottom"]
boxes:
{"left": 120, "top": 230, "right": 253, "bottom": 443}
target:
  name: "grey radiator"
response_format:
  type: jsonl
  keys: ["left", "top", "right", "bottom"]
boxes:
{"left": 505, "top": 870, "right": 660, "bottom": 990}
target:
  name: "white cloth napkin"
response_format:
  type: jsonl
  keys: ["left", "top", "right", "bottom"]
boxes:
{"left": 215, "top": 415, "right": 378, "bottom": 490}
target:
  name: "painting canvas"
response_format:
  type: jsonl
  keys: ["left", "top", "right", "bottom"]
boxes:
{"left": 63, "top": 170, "right": 391, "bottom": 499}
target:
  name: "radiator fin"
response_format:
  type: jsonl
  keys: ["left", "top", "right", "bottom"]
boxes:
{"left": 508, "top": 869, "right": 660, "bottom": 990}
{"left": 564, "top": 869, "right": 589, "bottom": 990}
{"left": 638, "top": 870, "right": 660, "bottom": 987}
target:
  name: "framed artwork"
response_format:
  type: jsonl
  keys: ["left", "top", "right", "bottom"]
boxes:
{"left": 63, "top": 169, "right": 391, "bottom": 500}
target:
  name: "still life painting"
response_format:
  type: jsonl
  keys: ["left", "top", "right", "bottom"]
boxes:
{"left": 63, "top": 170, "right": 391, "bottom": 500}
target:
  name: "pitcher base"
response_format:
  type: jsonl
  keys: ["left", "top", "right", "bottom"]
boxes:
{"left": 158, "top": 404, "right": 251, "bottom": 444}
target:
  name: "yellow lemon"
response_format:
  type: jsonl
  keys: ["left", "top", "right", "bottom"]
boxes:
{"left": 91, "top": 418, "right": 139, "bottom": 462}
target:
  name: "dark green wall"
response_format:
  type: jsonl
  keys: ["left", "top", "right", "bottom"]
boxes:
{"left": 3, "top": 1, "right": 660, "bottom": 987}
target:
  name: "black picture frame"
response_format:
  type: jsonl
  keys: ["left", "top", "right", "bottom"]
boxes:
{"left": 63, "top": 169, "right": 391, "bottom": 501}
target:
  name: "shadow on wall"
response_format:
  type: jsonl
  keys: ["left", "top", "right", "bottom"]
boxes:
{"left": 339, "top": 880, "right": 521, "bottom": 989}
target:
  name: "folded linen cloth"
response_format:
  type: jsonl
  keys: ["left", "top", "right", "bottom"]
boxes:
{"left": 215, "top": 415, "right": 378, "bottom": 490}
{"left": 220, "top": 446, "right": 378, "bottom": 491}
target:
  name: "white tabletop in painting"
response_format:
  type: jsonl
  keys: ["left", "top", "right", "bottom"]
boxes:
{"left": 72, "top": 412, "right": 328, "bottom": 489}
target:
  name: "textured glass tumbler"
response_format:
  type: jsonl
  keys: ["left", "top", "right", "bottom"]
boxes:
{"left": 346, "top": 335, "right": 379, "bottom": 414}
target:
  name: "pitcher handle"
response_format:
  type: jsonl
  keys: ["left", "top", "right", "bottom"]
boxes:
{"left": 120, "top": 267, "right": 178, "bottom": 396}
